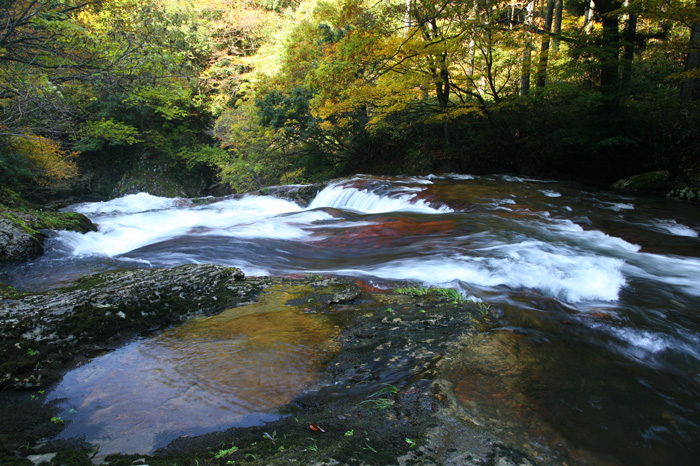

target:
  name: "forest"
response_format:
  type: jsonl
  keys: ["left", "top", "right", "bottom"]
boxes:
{"left": 1, "top": 0, "right": 700, "bottom": 200}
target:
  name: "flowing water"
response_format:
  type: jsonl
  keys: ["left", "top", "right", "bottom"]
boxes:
{"left": 3, "top": 174, "right": 700, "bottom": 463}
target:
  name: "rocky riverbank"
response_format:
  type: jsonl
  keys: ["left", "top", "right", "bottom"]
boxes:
{"left": 0, "top": 265, "right": 536, "bottom": 466}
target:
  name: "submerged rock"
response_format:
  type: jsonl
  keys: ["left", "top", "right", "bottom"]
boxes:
{"left": 149, "top": 288, "right": 536, "bottom": 466}
{"left": 0, "top": 264, "right": 248, "bottom": 390}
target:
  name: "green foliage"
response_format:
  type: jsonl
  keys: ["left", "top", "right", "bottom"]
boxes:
{"left": 433, "top": 288, "right": 468, "bottom": 304}
{"left": 394, "top": 284, "right": 467, "bottom": 303}
{"left": 1, "top": 0, "right": 699, "bottom": 198}
{"left": 393, "top": 285, "right": 431, "bottom": 296}
{"left": 0, "top": 148, "right": 36, "bottom": 188}
{"left": 177, "top": 144, "right": 230, "bottom": 170}
{"left": 470, "top": 300, "right": 493, "bottom": 317}
{"left": 212, "top": 443, "right": 239, "bottom": 459}
{"left": 358, "top": 384, "right": 398, "bottom": 410}
{"left": 0, "top": 133, "right": 79, "bottom": 192}
{"left": 260, "top": 0, "right": 301, "bottom": 12}
{"left": 256, "top": 88, "right": 315, "bottom": 136}
{"left": 75, "top": 119, "right": 142, "bottom": 152}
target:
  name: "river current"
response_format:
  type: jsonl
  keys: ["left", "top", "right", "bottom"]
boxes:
{"left": 3, "top": 174, "right": 700, "bottom": 463}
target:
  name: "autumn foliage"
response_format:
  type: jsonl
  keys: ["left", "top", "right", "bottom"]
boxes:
{"left": 7, "top": 135, "right": 79, "bottom": 187}
{"left": 1, "top": 0, "right": 699, "bottom": 197}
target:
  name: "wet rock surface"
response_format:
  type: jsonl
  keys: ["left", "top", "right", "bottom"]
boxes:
{"left": 0, "top": 218, "right": 43, "bottom": 263}
{"left": 0, "top": 266, "right": 536, "bottom": 466}
{"left": 257, "top": 182, "right": 327, "bottom": 207}
{"left": 0, "top": 264, "right": 252, "bottom": 390}
{"left": 125, "top": 289, "right": 533, "bottom": 466}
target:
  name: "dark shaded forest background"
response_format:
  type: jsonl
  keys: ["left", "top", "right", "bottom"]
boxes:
{"left": 2, "top": 0, "right": 700, "bottom": 202}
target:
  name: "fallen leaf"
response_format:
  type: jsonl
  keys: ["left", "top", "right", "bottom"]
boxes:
{"left": 309, "top": 423, "right": 326, "bottom": 433}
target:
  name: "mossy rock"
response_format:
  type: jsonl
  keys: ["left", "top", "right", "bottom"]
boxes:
{"left": 611, "top": 171, "right": 670, "bottom": 194}
{"left": 0, "top": 188, "right": 96, "bottom": 262}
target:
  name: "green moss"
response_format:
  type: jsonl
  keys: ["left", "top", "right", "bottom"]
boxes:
{"left": 611, "top": 171, "right": 670, "bottom": 194}
{"left": 0, "top": 283, "right": 26, "bottom": 299}
{"left": 0, "top": 188, "right": 96, "bottom": 238}
{"left": 51, "top": 450, "right": 92, "bottom": 466}
{"left": 35, "top": 211, "right": 96, "bottom": 233}
{"left": 0, "top": 188, "right": 96, "bottom": 262}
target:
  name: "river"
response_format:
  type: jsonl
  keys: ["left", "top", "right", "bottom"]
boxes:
{"left": 2, "top": 174, "right": 699, "bottom": 464}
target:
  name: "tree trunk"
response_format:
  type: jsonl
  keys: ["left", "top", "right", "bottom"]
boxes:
{"left": 596, "top": 0, "right": 623, "bottom": 111}
{"left": 404, "top": 0, "right": 412, "bottom": 37}
{"left": 620, "top": 1, "right": 637, "bottom": 93}
{"left": 552, "top": 0, "right": 563, "bottom": 51}
{"left": 520, "top": 47, "right": 532, "bottom": 95}
{"left": 537, "top": 0, "right": 556, "bottom": 89}
{"left": 520, "top": 0, "right": 536, "bottom": 96}
{"left": 680, "top": 0, "right": 700, "bottom": 103}
{"left": 436, "top": 63, "right": 450, "bottom": 108}
{"left": 584, "top": 0, "right": 595, "bottom": 35}
{"left": 466, "top": 3, "right": 478, "bottom": 92}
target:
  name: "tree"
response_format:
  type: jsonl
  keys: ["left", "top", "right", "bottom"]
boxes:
{"left": 520, "top": 0, "right": 536, "bottom": 95}
{"left": 0, "top": 0, "right": 98, "bottom": 138}
{"left": 536, "top": 0, "right": 556, "bottom": 88}
{"left": 680, "top": 0, "right": 700, "bottom": 102}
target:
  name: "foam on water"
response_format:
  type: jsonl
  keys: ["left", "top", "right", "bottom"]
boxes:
{"left": 395, "top": 176, "right": 434, "bottom": 185}
{"left": 650, "top": 219, "right": 699, "bottom": 238}
{"left": 308, "top": 184, "right": 452, "bottom": 214}
{"left": 546, "top": 219, "right": 642, "bottom": 254}
{"left": 426, "top": 173, "right": 477, "bottom": 181}
{"left": 609, "top": 327, "right": 671, "bottom": 354}
{"left": 328, "top": 240, "right": 627, "bottom": 303}
{"left": 48, "top": 180, "right": 697, "bottom": 307}
{"left": 584, "top": 320, "right": 700, "bottom": 367}
{"left": 71, "top": 192, "right": 183, "bottom": 215}
{"left": 623, "top": 253, "right": 700, "bottom": 296}
{"left": 499, "top": 175, "right": 556, "bottom": 183}
{"left": 602, "top": 202, "right": 635, "bottom": 211}
{"left": 62, "top": 194, "right": 307, "bottom": 257}
{"left": 541, "top": 219, "right": 700, "bottom": 297}
{"left": 541, "top": 190, "right": 562, "bottom": 197}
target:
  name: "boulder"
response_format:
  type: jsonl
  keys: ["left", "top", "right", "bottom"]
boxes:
{"left": 611, "top": 171, "right": 670, "bottom": 194}
{"left": 0, "top": 218, "right": 43, "bottom": 262}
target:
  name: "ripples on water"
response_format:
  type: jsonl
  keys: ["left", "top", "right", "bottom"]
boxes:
{"left": 4, "top": 174, "right": 700, "bottom": 463}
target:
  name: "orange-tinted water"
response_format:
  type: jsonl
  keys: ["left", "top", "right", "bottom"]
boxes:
{"left": 49, "top": 284, "right": 340, "bottom": 455}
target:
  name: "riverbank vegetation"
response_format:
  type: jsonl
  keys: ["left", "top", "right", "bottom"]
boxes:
{"left": 1, "top": 0, "right": 700, "bottom": 200}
